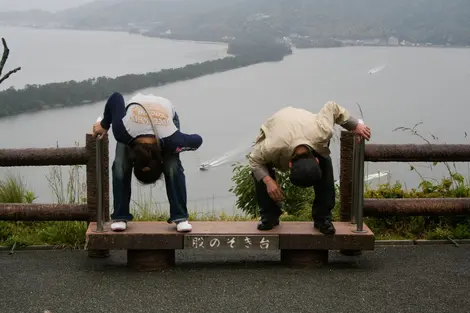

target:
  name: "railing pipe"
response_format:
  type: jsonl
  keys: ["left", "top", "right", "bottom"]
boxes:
{"left": 354, "top": 138, "right": 366, "bottom": 232}
{"left": 0, "top": 147, "right": 88, "bottom": 167}
{"left": 0, "top": 204, "right": 89, "bottom": 221}
{"left": 365, "top": 144, "right": 470, "bottom": 162}
{"left": 96, "top": 136, "right": 104, "bottom": 232}
{"left": 351, "top": 138, "right": 359, "bottom": 224}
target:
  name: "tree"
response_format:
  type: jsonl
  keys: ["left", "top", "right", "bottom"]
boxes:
{"left": 0, "top": 37, "right": 21, "bottom": 85}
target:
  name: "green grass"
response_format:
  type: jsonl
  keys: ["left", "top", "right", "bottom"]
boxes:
{"left": 0, "top": 209, "right": 255, "bottom": 249}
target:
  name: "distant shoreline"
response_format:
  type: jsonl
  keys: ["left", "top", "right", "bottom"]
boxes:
{"left": 0, "top": 24, "right": 229, "bottom": 46}
{"left": 1, "top": 24, "right": 469, "bottom": 50}
{"left": 0, "top": 39, "right": 292, "bottom": 119}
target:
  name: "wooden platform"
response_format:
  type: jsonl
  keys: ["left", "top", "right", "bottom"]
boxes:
{"left": 85, "top": 221, "right": 375, "bottom": 271}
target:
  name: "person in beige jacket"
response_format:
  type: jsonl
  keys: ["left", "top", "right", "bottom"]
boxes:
{"left": 248, "top": 101, "right": 371, "bottom": 234}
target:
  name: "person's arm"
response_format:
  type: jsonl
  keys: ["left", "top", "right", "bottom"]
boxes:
{"left": 248, "top": 143, "right": 275, "bottom": 183}
{"left": 165, "top": 131, "right": 203, "bottom": 153}
{"left": 249, "top": 151, "right": 269, "bottom": 182}
{"left": 314, "top": 101, "right": 360, "bottom": 143}
{"left": 100, "top": 92, "right": 133, "bottom": 144}
{"left": 317, "top": 101, "right": 359, "bottom": 131}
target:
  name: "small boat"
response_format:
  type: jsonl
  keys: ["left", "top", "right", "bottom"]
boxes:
{"left": 364, "top": 170, "right": 390, "bottom": 182}
{"left": 199, "top": 163, "right": 210, "bottom": 171}
{"left": 368, "top": 64, "right": 387, "bottom": 74}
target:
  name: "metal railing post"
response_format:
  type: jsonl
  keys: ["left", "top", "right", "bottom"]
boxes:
{"left": 353, "top": 138, "right": 367, "bottom": 233}
{"left": 95, "top": 135, "right": 104, "bottom": 232}
{"left": 351, "top": 138, "right": 359, "bottom": 224}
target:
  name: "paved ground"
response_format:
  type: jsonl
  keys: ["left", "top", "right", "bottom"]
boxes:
{"left": 0, "top": 245, "right": 469, "bottom": 313}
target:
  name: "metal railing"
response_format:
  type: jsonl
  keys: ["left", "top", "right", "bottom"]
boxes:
{"left": 351, "top": 137, "right": 366, "bottom": 232}
{"left": 340, "top": 131, "right": 470, "bottom": 226}
{"left": 0, "top": 134, "right": 109, "bottom": 224}
{"left": 95, "top": 136, "right": 105, "bottom": 232}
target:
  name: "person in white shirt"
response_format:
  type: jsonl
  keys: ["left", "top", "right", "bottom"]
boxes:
{"left": 93, "top": 92, "right": 203, "bottom": 232}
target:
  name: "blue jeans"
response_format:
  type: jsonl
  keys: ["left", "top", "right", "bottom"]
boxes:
{"left": 110, "top": 113, "right": 189, "bottom": 223}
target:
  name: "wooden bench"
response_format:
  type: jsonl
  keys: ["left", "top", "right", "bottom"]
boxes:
{"left": 85, "top": 221, "right": 375, "bottom": 271}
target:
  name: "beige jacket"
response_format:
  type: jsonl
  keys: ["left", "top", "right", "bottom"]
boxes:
{"left": 248, "top": 101, "right": 358, "bottom": 181}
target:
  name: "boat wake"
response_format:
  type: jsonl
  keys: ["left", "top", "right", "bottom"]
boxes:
{"left": 368, "top": 63, "right": 387, "bottom": 74}
{"left": 334, "top": 170, "right": 390, "bottom": 184}
{"left": 200, "top": 143, "right": 251, "bottom": 171}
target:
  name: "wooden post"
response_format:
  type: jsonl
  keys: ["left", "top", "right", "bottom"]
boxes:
{"left": 340, "top": 131, "right": 354, "bottom": 222}
{"left": 280, "top": 250, "right": 328, "bottom": 268}
{"left": 339, "top": 131, "right": 362, "bottom": 256}
{"left": 86, "top": 133, "right": 110, "bottom": 258}
{"left": 127, "top": 250, "right": 176, "bottom": 271}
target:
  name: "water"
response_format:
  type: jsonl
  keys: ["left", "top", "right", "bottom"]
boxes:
{"left": 0, "top": 26, "right": 228, "bottom": 90}
{"left": 1, "top": 27, "right": 469, "bottom": 215}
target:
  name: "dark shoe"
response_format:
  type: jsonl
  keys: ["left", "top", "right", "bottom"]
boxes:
{"left": 314, "top": 220, "right": 336, "bottom": 235}
{"left": 257, "top": 218, "right": 280, "bottom": 230}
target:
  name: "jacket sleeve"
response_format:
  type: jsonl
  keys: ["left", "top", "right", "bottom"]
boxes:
{"left": 249, "top": 127, "right": 281, "bottom": 182}
{"left": 163, "top": 131, "right": 203, "bottom": 153}
{"left": 100, "top": 92, "right": 134, "bottom": 145}
{"left": 317, "top": 101, "right": 359, "bottom": 133}
{"left": 248, "top": 145, "right": 271, "bottom": 182}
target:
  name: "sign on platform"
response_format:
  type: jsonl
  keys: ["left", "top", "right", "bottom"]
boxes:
{"left": 184, "top": 235, "right": 279, "bottom": 250}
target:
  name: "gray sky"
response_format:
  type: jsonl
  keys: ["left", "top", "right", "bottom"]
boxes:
{"left": 0, "top": 0, "right": 95, "bottom": 12}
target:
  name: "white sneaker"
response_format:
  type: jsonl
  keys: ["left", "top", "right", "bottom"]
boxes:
{"left": 176, "top": 221, "right": 192, "bottom": 232}
{"left": 111, "top": 221, "right": 127, "bottom": 232}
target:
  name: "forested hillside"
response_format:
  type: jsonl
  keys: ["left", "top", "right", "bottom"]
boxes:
{"left": 147, "top": 0, "right": 470, "bottom": 45}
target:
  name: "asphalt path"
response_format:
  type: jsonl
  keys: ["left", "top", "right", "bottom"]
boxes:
{"left": 0, "top": 245, "right": 469, "bottom": 313}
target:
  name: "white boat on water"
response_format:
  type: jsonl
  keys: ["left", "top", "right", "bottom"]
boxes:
{"left": 199, "top": 162, "right": 210, "bottom": 171}
{"left": 364, "top": 170, "right": 390, "bottom": 182}
{"left": 333, "top": 170, "right": 389, "bottom": 184}
{"left": 368, "top": 64, "right": 387, "bottom": 74}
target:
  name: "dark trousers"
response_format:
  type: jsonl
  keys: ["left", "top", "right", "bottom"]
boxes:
{"left": 254, "top": 156, "right": 336, "bottom": 223}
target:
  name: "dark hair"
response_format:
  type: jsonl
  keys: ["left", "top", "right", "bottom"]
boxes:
{"left": 289, "top": 157, "right": 322, "bottom": 187}
{"left": 131, "top": 143, "right": 163, "bottom": 185}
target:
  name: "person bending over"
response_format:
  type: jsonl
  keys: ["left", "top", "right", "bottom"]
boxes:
{"left": 248, "top": 101, "right": 371, "bottom": 234}
{"left": 92, "top": 92, "right": 202, "bottom": 233}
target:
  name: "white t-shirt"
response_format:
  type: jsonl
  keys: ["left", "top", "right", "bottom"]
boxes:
{"left": 121, "top": 93, "right": 178, "bottom": 139}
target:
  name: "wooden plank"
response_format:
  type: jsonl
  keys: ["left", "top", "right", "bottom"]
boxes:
{"left": 86, "top": 222, "right": 183, "bottom": 250}
{"left": 279, "top": 222, "right": 375, "bottom": 250}
{"left": 85, "top": 221, "right": 375, "bottom": 251}
{"left": 183, "top": 221, "right": 278, "bottom": 234}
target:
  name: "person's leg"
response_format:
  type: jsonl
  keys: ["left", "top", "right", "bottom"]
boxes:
{"left": 162, "top": 111, "right": 193, "bottom": 232}
{"left": 254, "top": 165, "right": 283, "bottom": 230}
{"left": 162, "top": 151, "right": 191, "bottom": 231}
{"left": 110, "top": 142, "right": 134, "bottom": 231}
{"left": 312, "top": 155, "right": 336, "bottom": 235}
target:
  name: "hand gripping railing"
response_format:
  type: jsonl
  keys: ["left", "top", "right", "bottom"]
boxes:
{"left": 351, "top": 136, "right": 367, "bottom": 233}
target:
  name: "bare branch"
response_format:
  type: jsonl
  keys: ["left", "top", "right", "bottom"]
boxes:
{"left": 0, "top": 66, "right": 21, "bottom": 85}
{"left": 0, "top": 37, "right": 21, "bottom": 85}
{"left": 355, "top": 102, "right": 364, "bottom": 119}
{"left": 0, "top": 38, "right": 9, "bottom": 77}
